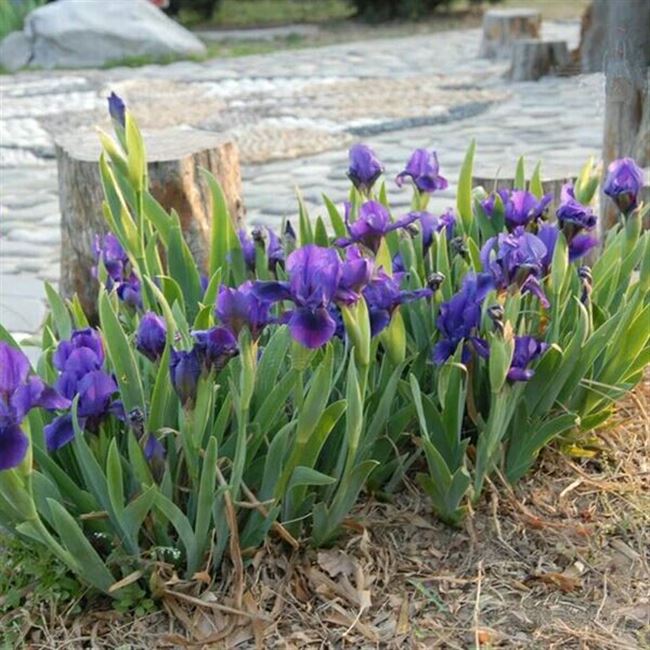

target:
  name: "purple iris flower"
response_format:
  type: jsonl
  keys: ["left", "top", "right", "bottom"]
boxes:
{"left": 483, "top": 190, "right": 551, "bottom": 229}
{"left": 507, "top": 336, "right": 549, "bottom": 382}
{"left": 253, "top": 245, "right": 342, "bottom": 349}
{"left": 169, "top": 349, "right": 202, "bottom": 406}
{"left": 93, "top": 232, "right": 142, "bottom": 308}
{"left": 363, "top": 271, "right": 432, "bottom": 337}
{"left": 107, "top": 91, "right": 126, "bottom": 127}
{"left": 392, "top": 253, "right": 406, "bottom": 274}
{"left": 396, "top": 149, "right": 448, "bottom": 193}
{"left": 480, "top": 227, "right": 549, "bottom": 306}
{"left": 117, "top": 274, "right": 142, "bottom": 308}
{"left": 603, "top": 157, "right": 645, "bottom": 215}
{"left": 144, "top": 433, "right": 165, "bottom": 462}
{"left": 348, "top": 143, "right": 384, "bottom": 194}
{"left": 433, "top": 273, "right": 493, "bottom": 364}
{"left": 136, "top": 312, "right": 167, "bottom": 362}
{"left": 54, "top": 328, "right": 104, "bottom": 370}
{"left": 0, "top": 343, "right": 70, "bottom": 470}
{"left": 192, "top": 326, "right": 238, "bottom": 372}
{"left": 45, "top": 329, "right": 120, "bottom": 451}
{"left": 557, "top": 183, "right": 597, "bottom": 231}
{"left": 335, "top": 245, "right": 374, "bottom": 305}
{"left": 267, "top": 227, "right": 285, "bottom": 273}
{"left": 216, "top": 281, "right": 271, "bottom": 340}
{"left": 335, "top": 201, "right": 417, "bottom": 254}
{"left": 480, "top": 190, "right": 502, "bottom": 218}
{"left": 415, "top": 209, "right": 456, "bottom": 251}
{"left": 537, "top": 222, "right": 597, "bottom": 268}
{"left": 93, "top": 233, "right": 128, "bottom": 284}
{"left": 238, "top": 229, "right": 256, "bottom": 272}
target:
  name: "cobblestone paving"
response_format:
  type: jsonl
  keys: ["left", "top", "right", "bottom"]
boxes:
{"left": 0, "top": 20, "right": 604, "bottom": 341}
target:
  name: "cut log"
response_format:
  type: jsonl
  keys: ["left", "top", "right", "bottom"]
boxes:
{"left": 508, "top": 39, "right": 569, "bottom": 81}
{"left": 478, "top": 8, "right": 541, "bottom": 60}
{"left": 601, "top": 0, "right": 650, "bottom": 229}
{"left": 472, "top": 175, "right": 573, "bottom": 216}
{"left": 56, "top": 127, "right": 244, "bottom": 315}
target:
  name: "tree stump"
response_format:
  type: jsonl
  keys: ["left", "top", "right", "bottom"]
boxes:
{"left": 601, "top": 0, "right": 650, "bottom": 229}
{"left": 56, "top": 127, "right": 244, "bottom": 315}
{"left": 478, "top": 8, "right": 541, "bottom": 60}
{"left": 509, "top": 39, "right": 570, "bottom": 81}
{"left": 472, "top": 175, "right": 573, "bottom": 216}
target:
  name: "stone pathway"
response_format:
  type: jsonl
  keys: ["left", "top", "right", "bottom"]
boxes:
{"left": 0, "top": 20, "right": 604, "bottom": 342}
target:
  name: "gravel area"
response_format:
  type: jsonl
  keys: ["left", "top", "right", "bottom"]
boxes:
{"left": 0, "top": 19, "right": 604, "bottom": 338}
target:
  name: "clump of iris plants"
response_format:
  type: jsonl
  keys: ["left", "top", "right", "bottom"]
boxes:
{"left": 0, "top": 94, "right": 648, "bottom": 597}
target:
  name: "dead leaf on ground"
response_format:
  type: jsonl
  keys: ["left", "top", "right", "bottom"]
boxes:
{"left": 317, "top": 549, "right": 357, "bottom": 578}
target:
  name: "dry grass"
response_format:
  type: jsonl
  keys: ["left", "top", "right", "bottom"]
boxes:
{"left": 10, "top": 376, "right": 649, "bottom": 649}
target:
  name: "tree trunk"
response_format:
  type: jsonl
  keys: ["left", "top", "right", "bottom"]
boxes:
{"left": 478, "top": 8, "right": 541, "bottom": 60}
{"left": 56, "top": 127, "right": 244, "bottom": 315}
{"left": 601, "top": 0, "right": 650, "bottom": 229}
{"left": 577, "top": 0, "right": 608, "bottom": 73}
{"left": 509, "top": 39, "right": 570, "bottom": 81}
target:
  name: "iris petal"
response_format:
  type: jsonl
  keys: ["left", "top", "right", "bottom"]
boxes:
{"left": 288, "top": 307, "right": 337, "bottom": 349}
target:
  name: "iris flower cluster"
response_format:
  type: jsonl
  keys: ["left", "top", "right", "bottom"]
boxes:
{"left": 93, "top": 233, "right": 142, "bottom": 308}
{"left": 44, "top": 329, "right": 122, "bottom": 452}
{"left": 0, "top": 343, "right": 69, "bottom": 470}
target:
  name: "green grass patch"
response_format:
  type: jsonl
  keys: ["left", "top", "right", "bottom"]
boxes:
{"left": 0, "top": 0, "right": 45, "bottom": 41}
{"left": 182, "top": 0, "right": 353, "bottom": 29}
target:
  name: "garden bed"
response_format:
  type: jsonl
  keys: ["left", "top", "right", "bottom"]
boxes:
{"left": 1, "top": 93, "right": 648, "bottom": 650}
{"left": 3, "top": 377, "right": 647, "bottom": 648}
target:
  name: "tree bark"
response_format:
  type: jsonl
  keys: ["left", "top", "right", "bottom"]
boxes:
{"left": 56, "top": 127, "right": 244, "bottom": 315}
{"left": 478, "top": 8, "right": 541, "bottom": 60}
{"left": 601, "top": 0, "right": 650, "bottom": 229}
{"left": 509, "top": 39, "right": 570, "bottom": 81}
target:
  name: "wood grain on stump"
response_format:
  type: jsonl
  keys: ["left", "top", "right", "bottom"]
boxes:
{"left": 509, "top": 39, "right": 570, "bottom": 81}
{"left": 478, "top": 8, "right": 541, "bottom": 60}
{"left": 56, "top": 128, "right": 244, "bottom": 315}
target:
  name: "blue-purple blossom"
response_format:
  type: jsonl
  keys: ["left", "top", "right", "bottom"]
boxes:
{"left": 335, "top": 201, "right": 417, "bottom": 254}
{"left": 433, "top": 273, "right": 494, "bottom": 364}
{"left": 216, "top": 281, "right": 271, "bottom": 340}
{"left": 480, "top": 227, "right": 549, "bottom": 306}
{"left": 107, "top": 91, "right": 125, "bottom": 127}
{"left": 414, "top": 208, "right": 456, "bottom": 251}
{"left": 396, "top": 149, "right": 448, "bottom": 193}
{"left": 253, "top": 245, "right": 342, "bottom": 348}
{"left": 507, "top": 336, "right": 548, "bottom": 382}
{"left": 267, "top": 227, "right": 285, "bottom": 272}
{"left": 54, "top": 328, "right": 104, "bottom": 370}
{"left": 363, "top": 271, "right": 432, "bottom": 337}
{"left": 556, "top": 183, "right": 597, "bottom": 231}
{"left": 136, "top": 312, "right": 167, "bottom": 362}
{"left": 144, "top": 433, "right": 165, "bottom": 462}
{"left": 93, "top": 233, "right": 142, "bottom": 308}
{"left": 192, "top": 326, "right": 238, "bottom": 371}
{"left": 335, "top": 245, "right": 374, "bottom": 305}
{"left": 603, "top": 157, "right": 645, "bottom": 215}
{"left": 538, "top": 222, "right": 597, "bottom": 269}
{"left": 169, "top": 349, "right": 201, "bottom": 406}
{"left": 93, "top": 233, "right": 128, "bottom": 285}
{"left": 348, "top": 143, "right": 384, "bottom": 194}
{"left": 0, "top": 343, "right": 70, "bottom": 470}
{"left": 238, "top": 229, "right": 256, "bottom": 272}
{"left": 482, "top": 189, "right": 551, "bottom": 230}
{"left": 45, "top": 329, "right": 120, "bottom": 451}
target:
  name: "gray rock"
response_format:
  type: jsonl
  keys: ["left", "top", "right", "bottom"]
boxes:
{"left": 0, "top": 31, "right": 32, "bottom": 72}
{"left": 24, "top": 0, "right": 206, "bottom": 69}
